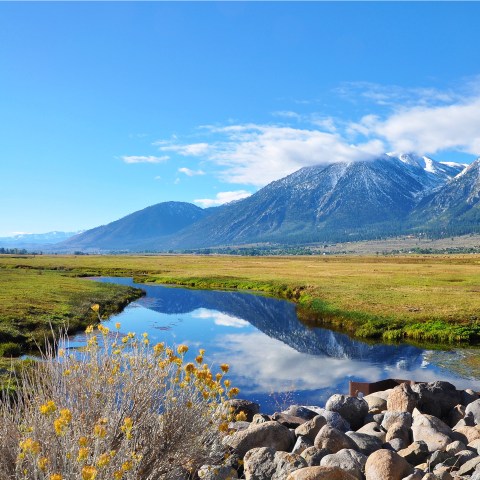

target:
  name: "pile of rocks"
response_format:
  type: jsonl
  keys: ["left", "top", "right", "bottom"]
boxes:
{"left": 199, "top": 381, "right": 480, "bottom": 480}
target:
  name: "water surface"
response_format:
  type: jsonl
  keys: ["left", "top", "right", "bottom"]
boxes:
{"left": 70, "top": 277, "right": 480, "bottom": 413}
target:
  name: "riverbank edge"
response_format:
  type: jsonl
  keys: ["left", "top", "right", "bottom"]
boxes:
{"left": 134, "top": 274, "right": 480, "bottom": 347}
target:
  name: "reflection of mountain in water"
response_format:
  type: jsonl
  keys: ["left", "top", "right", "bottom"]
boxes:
{"left": 95, "top": 277, "right": 424, "bottom": 367}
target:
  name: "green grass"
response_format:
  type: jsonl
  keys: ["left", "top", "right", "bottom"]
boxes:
{"left": 0, "top": 253, "right": 480, "bottom": 347}
{"left": 0, "top": 267, "right": 143, "bottom": 356}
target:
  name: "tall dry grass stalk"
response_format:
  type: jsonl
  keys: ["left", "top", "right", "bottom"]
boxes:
{"left": 0, "top": 318, "right": 237, "bottom": 480}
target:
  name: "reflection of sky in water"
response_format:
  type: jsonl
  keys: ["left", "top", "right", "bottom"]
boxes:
{"left": 70, "top": 277, "right": 480, "bottom": 413}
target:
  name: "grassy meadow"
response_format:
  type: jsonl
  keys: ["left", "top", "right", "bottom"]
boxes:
{"left": 0, "top": 253, "right": 480, "bottom": 352}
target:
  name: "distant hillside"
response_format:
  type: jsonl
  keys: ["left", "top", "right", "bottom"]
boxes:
{"left": 0, "top": 231, "right": 80, "bottom": 249}
{"left": 59, "top": 202, "right": 209, "bottom": 251}
{"left": 55, "top": 153, "right": 476, "bottom": 252}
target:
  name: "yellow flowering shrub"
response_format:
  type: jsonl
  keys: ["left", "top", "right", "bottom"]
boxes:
{"left": 0, "top": 321, "right": 238, "bottom": 479}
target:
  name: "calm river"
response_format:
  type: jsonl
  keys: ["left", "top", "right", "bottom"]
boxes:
{"left": 69, "top": 277, "right": 480, "bottom": 413}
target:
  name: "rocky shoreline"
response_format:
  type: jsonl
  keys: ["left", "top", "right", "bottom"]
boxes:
{"left": 199, "top": 381, "right": 480, "bottom": 480}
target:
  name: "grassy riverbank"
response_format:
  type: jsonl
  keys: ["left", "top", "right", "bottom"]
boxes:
{"left": 0, "top": 254, "right": 479, "bottom": 348}
{"left": 0, "top": 266, "right": 143, "bottom": 356}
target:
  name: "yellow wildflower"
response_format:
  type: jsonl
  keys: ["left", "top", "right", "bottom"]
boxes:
{"left": 58, "top": 348, "right": 65, "bottom": 357}
{"left": 81, "top": 465, "right": 98, "bottom": 480}
{"left": 227, "top": 387, "right": 240, "bottom": 398}
{"left": 91, "top": 304, "right": 100, "bottom": 313}
{"left": 77, "top": 447, "right": 89, "bottom": 462}
{"left": 121, "top": 460, "right": 133, "bottom": 472}
{"left": 19, "top": 437, "right": 41, "bottom": 454}
{"left": 177, "top": 344, "right": 188, "bottom": 355}
{"left": 38, "top": 456, "right": 49, "bottom": 471}
{"left": 235, "top": 411, "right": 247, "bottom": 421}
{"left": 220, "top": 364, "right": 229, "bottom": 373}
{"left": 195, "top": 355, "right": 203, "bottom": 364}
{"left": 85, "top": 325, "right": 94, "bottom": 334}
{"left": 113, "top": 471, "right": 123, "bottom": 480}
{"left": 142, "top": 332, "right": 148, "bottom": 338}
{"left": 78, "top": 436, "right": 89, "bottom": 447}
{"left": 96, "top": 452, "right": 111, "bottom": 468}
{"left": 153, "top": 342, "right": 164, "bottom": 355}
{"left": 199, "top": 349, "right": 206, "bottom": 355}
{"left": 40, "top": 400, "right": 57, "bottom": 415}
{"left": 121, "top": 417, "right": 133, "bottom": 440}
{"left": 224, "top": 379, "right": 231, "bottom": 388}
{"left": 50, "top": 474, "right": 63, "bottom": 480}
{"left": 115, "top": 322, "right": 121, "bottom": 329}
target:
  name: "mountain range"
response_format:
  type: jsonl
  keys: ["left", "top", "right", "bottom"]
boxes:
{"left": 26, "top": 153, "right": 480, "bottom": 252}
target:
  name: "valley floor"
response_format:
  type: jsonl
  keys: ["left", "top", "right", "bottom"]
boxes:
{"left": 0, "top": 253, "right": 480, "bottom": 352}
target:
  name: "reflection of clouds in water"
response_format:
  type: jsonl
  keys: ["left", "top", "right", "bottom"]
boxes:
{"left": 210, "top": 332, "right": 382, "bottom": 394}
{"left": 192, "top": 308, "right": 249, "bottom": 328}
{"left": 210, "top": 332, "right": 480, "bottom": 396}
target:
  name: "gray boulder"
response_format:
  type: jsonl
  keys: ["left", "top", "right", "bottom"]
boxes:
{"left": 284, "top": 405, "right": 318, "bottom": 421}
{"left": 292, "top": 436, "right": 314, "bottom": 455}
{"left": 411, "top": 411, "right": 452, "bottom": 453}
{"left": 445, "top": 440, "right": 467, "bottom": 455}
{"left": 397, "top": 441, "right": 429, "bottom": 465}
{"left": 295, "top": 415, "right": 327, "bottom": 443}
{"left": 458, "top": 455, "right": 480, "bottom": 476}
{"left": 387, "top": 383, "right": 418, "bottom": 413}
{"left": 386, "top": 422, "right": 411, "bottom": 445}
{"left": 364, "top": 395, "right": 387, "bottom": 414}
{"left": 243, "top": 447, "right": 307, "bottom": 480}
{"left": 306, "top": 407, "right": 351, "bottom": 432}
{"left": 320, "top": 448, "right": 367, "bottom": 480}
{"left": 346, "top": 431, "right": 384, "bottom": 455}
{"left": 300, "top": 447, "right": 330, "bottom": 467}
{"left": 382, "top": 412, "right": 412, "bottom": 430}
{"left": 410, "top": 382, "right": 460, "bottom": 420}
{"left": 385, "top": 438, "right": 408, "bottom": 452}
{"left": 461, "top": 389, "right": 479, "bottom": 407}
{"left": 326, "top": 394, "right": 369, "bottom": 430}
{"left": 223, "top": 420, "right": 295, "bottom": 457}
{"left": 357, "top": 422, "right": 387, "bottom": 443}
{"left": 466, "top": 399, "right": 480, "bottom": 425}
{"left": 314, "top": 425, "right": 357, "bottom": 453}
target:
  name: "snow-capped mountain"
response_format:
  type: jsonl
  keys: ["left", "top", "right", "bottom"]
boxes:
{"left": 412, "top": 158, "right": 480, "bottom": 229}
{"left": 56, "top": 153, "right": 472, "bottom": 251}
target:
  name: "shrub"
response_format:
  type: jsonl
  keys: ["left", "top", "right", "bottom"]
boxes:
{"left": 0, "top": 322, "right": 236, "bottom": 479}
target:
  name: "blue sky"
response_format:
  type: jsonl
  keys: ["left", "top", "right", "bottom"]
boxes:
{"left": 1, "top": 2, "right": 480, "bottom": 236}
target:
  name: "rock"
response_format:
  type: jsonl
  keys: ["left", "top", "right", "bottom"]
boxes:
{"left": 386, "top": 438, "right": 408, "bottom": 452}
{"left": 300, "top": 447, "right": 330, "bottom": 467}
{"left": 445, "top": 440, "right": 468, "bottom": 455}
{"left": 198, "top": 465, "right": 238, "bottom": 480}
{"left": 320, "top": 449, "right": 367, "bottom": 480}
{"left": 402, "top": 471, "right": 423, "bottom": 480}
{"left": 398, "top": 441, "right": 429, "bottom": 465}
{"left": 387, "top": 383, "right": 419, "bottom": 413}
{"left": 386, "top": 423, "right": 411, "bottom": 445}
{"left": 452, "top": 425, "right": 480, "bottom": 444}
{"left": 454, "top": 449, "right": 477, "bottom": 466}
{"left": 218, "top": 399, "right": 260, "bottom": 422}
{"left": 373, "top": 390, "right": 392, "bottom": 401}
{"left": 432, "top": 466, "right": 453, "bottom": 480}
{"left": 461, "top": 389, "right": 479, "bottom": 407}
{"left": 314, "top": 425, "right": 357, "bottom": 453}
{"left": 326, "top": 394, "right": 368, "bottom": 430}
{"left": 271, "top": 412, "right": 306, "bottom": 428}
{"left": 411, "top": 412, "right": 452, "bottom": 452}
{"left": 448, "top": 405, "right": 465, "bottom": 428}
{"left": 305, "top": 407, "right": 351, "bottom": 432}
{"left": 228, "top": 421, "right": 250, "bottom": 432}
{"left": 471, "top": 467, "right": 480, "bottom": 480}
{"left": 457, "top": 455, "right": 480, "bottom": 476}
{"left": 382, "top": 412, "right": 412, "bottom": 430}
{"left": 421, "top": 475, "right": 436, "bottom": 480}
{"left": 373, "top": 414, "right": 385, "bottom": 424}
{"left": 346, "top": 431, "right": 384, "bottom": 455}
{"left": 287, "top": 466, "right": 358, "bottom": 480}
{"left": 223, "top": 420, "right": 295, "bottom": 457}
{"left": 364, "top": 395, "right": 387, "bottom": 414}
{"left": 365, "top": 449, "right": 413, "bottom": 480}
{"left": 468, "top": 438, "right": 480, "bottom": 452}
{"left": 292, "top": 436, "right": 314, "bottom": 455}
{"left": 284, "top": 406, "right": 319, "bottom": 421}
{"left": 411, "top": 382, "right": 461, "bottom": 420}
{"left": 295, "top": 415, "right": 327, "bottom": 443}
{"left": 251, "top": 414, "right": 270, "bottom": 424}
{"left": 357, "top": 422, "right": 387, "bottom": 442}
{"left": 466, "top": 399, "right": 480, "bottom": 425}
{"left": 244, "top": 447, "right": 307, "bottom": 480}
{"left": 428, "top": 450, "right": 455, "bottom": 469}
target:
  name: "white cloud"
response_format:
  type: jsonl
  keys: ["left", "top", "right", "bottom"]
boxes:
{"left": 192, "top": 308, "right": 249, "bottom": 328}
{"left": 178, "top": 167, "right": 205, "bottom": 177}
{"left": 122, "top": 155, "right": 169, "bottom": 164}
{"left": 158, "top": 142, "right": 210, "bottom": 156}
{"left": 194, "top": 190, "right": 252, "bottom": 208}
{"left": 359, "top": 97, "right": 480, "bottom": 155}
{"left": 154, "top": 176, "right": 162, "bottom": 181}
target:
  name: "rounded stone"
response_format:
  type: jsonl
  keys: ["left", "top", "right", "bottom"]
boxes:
{"left": 326, "top": 394, "right": 368, "bottom": 430}
{"left": 365, "top": 449, "right": 413, "bottom": 480}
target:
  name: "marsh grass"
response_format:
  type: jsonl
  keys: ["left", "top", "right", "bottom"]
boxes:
{"left": 0, "top": 323, "right": 236, "bottom": 479}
